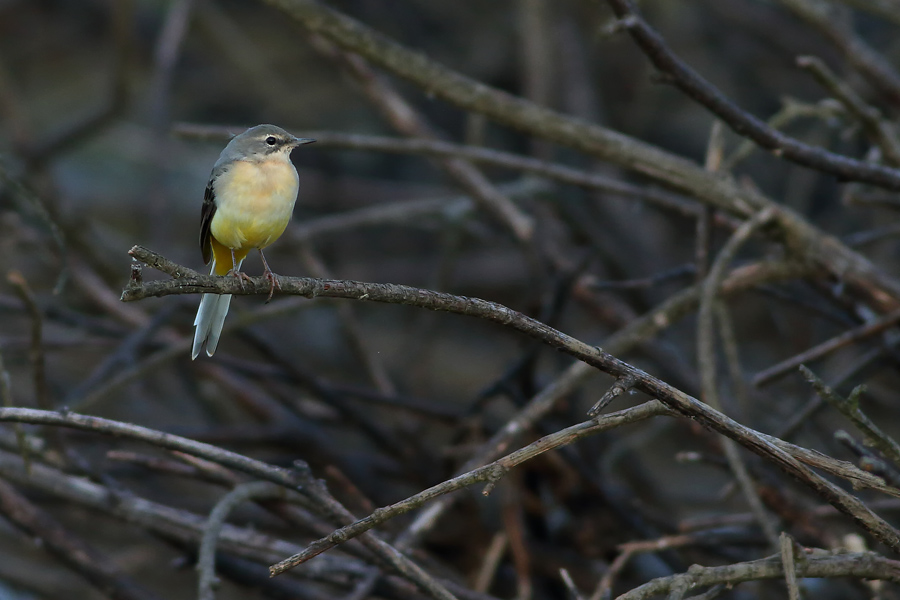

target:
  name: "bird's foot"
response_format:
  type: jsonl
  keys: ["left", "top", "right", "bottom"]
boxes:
{"left": 227, "top": 269, "right": 254, "bottom": 291}
{"left": 263, "top": 269, "right": 280, "bottom": 303}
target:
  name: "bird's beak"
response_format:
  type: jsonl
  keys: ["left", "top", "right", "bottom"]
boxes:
{"left": 292, "top": 137, "right": 316, "bottom": 147}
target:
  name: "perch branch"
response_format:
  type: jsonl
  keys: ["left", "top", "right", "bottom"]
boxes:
{"left": 124, "top": 246, "right": 900, "bottom": 557}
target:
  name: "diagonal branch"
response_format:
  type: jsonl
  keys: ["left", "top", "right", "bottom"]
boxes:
{"left": 0, "top": 407, "right": 461, "bottom": 600}
{"left": 124, "top": 246, "right": 900, "bottom": 554}
{"left": 269, "top": 401, "right": 671, "bottom": 575}
{"left": 604, "top": 0, "right": 900, "bottom": 188}
{"left": 778, "top": 0, "right": 900, "bottom": 104}
{"left": 0, "top": 478, "right": 161, "bottom": 600}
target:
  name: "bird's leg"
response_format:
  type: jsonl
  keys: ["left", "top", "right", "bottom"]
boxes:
{"left": 258, "top": 248, "right": 280, "bottom": 303}
{"left": 228, "top": 248, "right": 253, "bottom": 289}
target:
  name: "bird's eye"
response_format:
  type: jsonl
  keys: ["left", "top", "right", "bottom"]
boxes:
{"left": 265, "top": 136, "right": 278, "bottom": 146}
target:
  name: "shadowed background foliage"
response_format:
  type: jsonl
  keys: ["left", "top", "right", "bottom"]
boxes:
{"left": 2, "top": 0, "right": 900, "bottom": 599}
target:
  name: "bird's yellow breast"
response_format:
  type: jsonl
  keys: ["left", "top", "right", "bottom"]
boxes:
{"left": 209, "top": 158, "right": 300, "bottom": 251}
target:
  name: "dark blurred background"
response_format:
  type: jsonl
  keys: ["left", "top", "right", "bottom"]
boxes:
{"left": 2, "top": 0, "right": 900, "bottom": 598}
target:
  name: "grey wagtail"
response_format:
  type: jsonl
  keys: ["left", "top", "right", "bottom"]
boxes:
{"left": 191, "top": 124, "right": 315, "bottom": 359}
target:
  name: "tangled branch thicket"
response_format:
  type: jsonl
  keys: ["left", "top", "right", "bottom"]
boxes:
{"left": 5, "top": 1, "right": 900, "bottom": 599}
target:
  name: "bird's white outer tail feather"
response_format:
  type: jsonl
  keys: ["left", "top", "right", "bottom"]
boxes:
{"left": 191, "top": 257, "right": 243, "bottom": 359}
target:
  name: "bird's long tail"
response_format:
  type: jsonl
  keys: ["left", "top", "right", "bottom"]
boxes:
{"left": 192, "top": 256, "right": 243, "bottom": 359}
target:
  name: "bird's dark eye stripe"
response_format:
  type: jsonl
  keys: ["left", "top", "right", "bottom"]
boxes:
{"left": 265, "top": 136, "right": 278, "bottom": 145}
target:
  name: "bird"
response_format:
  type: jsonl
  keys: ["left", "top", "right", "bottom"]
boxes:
{"left": 191, "top": 124, "right": 315, "bottom": 359}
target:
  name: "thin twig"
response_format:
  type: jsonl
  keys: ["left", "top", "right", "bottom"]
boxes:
{"left": 394, "top": 359, "right": 599, "bottom": 552}
{"left": 0, "top": 408, "right": 311, "bottom": 490}
{"left": 340, "top": 570, "right": 381, "bottom": 600}
{"left": 501, "top": 478, "right": 532, "bottom": 600}
{"left": 559, "top": 568, "right": 584, "bottom": 600}
{"left": 588, "top": 264, "right": 696, "bottom": 291}
{"left": 20, "top": 0, "right": 132, "bottom": 167}
{"left": 590, "top": 547, "right": 634, "bottom": 600}
{"left": 269, "top": 401, "right": 668, "bottom": 574}
{"left": 722, "top": 98, "right": 844, "bottom": 171}
{"left": 7, "top": 271, "right": 51, "bottom": 411}
{"left": 198, "top": 482, "right": 296, "bottom": 600}
{"left": 715, "top": 303, "right": 749, "bottom": 421}
{"left": 774, "top": 345, "right": 886, "bottom": 440}
{"left": 683, "top": 585, "right": 727, "bottom": 600}
{"left": 0, "top": 448, "right": 366, "bottom": 577}
{"left": 308, "top": 36, "right": 534, "bottom": 242}
{"left": 798, "top": 55, "right": 900, "bottom": 166}
{"left": 753, "top": 307, "right": 900, "bottom": 387}
{"left": 298, "top": 244, "right": 396, "bottom": 395}
{"left": 474, "top": 533, "right": 508, "bottom": 593}
{"left": 604, "top": 0, "right": 900, "bottom": 189}
{"left": 697, "top": 208, "right": 780, "bottom": 548}
{"left": 801, "top": 366, "right": 900, "bottom": 468}
{"left": 835, "top": 430, "right": 900, "bottom": 488}
{"left": 0, "top": 160, "right": 70, "bottom": 292}
{"left": 0, "top": 478, "right": 161, "bottom": 600}
{"left": 0, "top": 333, "right": 29, "bottom": 473}
{"left": 73, "top": 297, "right": 317, "bottom": 410}
{"left": 777, "top": 0, "right": 900, "bottom": 103}
{"left": 0, "top": 409, "right": 461, "bottom": 600}
{"left": 587, "top": 373, "right": 637, "bottom": 417}
{"left": 395, "top": 260, "right": 808, "bottom": 553}
{"left": 780, "top": 532, "right": 801, "bottom": 600}
{"left": 106, "top": 449, "right": 240, "bottom": 485}
{"left": 284, "top": 464, "right": 463, "bottom": 600}
{"left": 286, "top": 179, "right": 547, "bottom": 243}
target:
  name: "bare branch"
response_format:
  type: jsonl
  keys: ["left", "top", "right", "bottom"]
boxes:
{"left": 0, "top": 408, "right": 462, "bottom": 600}
{"left": 802, "top": 366, "right": 900, "bottom": 468}
{"left": 173, "top": 125, "right": 705, "bottom": 220}
{"left": 754, "top": 306, "right": 900, "bottom": 387}
{"left": 798, "top": 55, "right": 900, "bottom": 166}
{"left": 617, "top": 550, "right": 900, "bottom": 599}
{"left": 124, "top": 247, "right": 900, "bottom": 554}
{"left": 604, "top": 0, "right": 900, "bottom": 188}
{"left": 780, "top": 533, "right": 801, "bottom": 600}
{"left": 257, "top": 0, "right": 900, "bottom": 315}
{"left": 0, "top": 478, "right": 161, "bottom": 600}
{"left": 269, "top": 401, "right": 669, "bottom": 575}
{"left": 198, "top": 482, "right": 298, "bottom": 600}
{"left": 696, "top": 208, "right": 781, "bottom": 548}
{"left": 778, "top": 0, "right": 900, "bottom": 103}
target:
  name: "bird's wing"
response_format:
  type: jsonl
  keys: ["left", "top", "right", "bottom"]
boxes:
{"left": 199, "top": 165, "right": 225, "bottom": 265}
